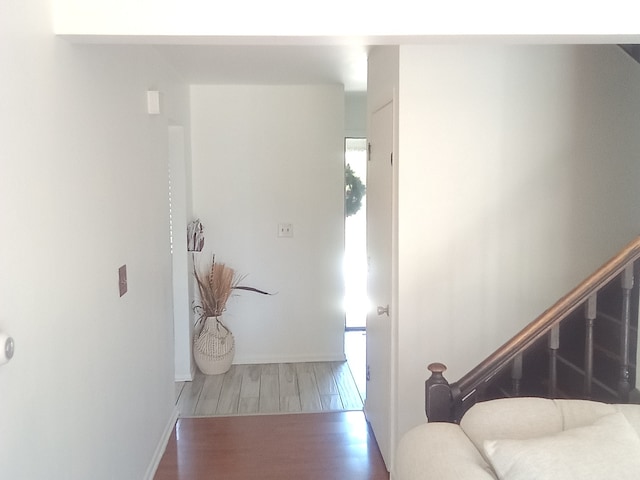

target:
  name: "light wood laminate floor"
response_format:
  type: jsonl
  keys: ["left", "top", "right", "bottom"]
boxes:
{"left": 176, "top": 361, "right": 364, "bottom": 417}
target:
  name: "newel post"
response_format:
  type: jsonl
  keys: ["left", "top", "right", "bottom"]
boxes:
{"left": 425, "top": 363, "right": 453, "bottom": 423}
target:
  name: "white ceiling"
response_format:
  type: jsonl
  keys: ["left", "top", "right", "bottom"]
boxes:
{"left": 152, "top": 37, "right": 639, "bottom": 93}
{"left": 155, "top": 44, "right": 369, "bottom": 92}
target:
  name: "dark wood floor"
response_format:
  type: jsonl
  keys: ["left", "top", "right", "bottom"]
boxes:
{"left": 154, "top": 411, "right": 389, "bottom": 480}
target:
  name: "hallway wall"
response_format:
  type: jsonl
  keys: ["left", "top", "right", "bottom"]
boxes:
{"left": 394, "top": 44, "right": 640, "bottom": 440}
{"left": 190, "top": 84, "right": 346, "bottom": 364}
{"left": 0, "top": 2, "right": 190, "bottom": 477}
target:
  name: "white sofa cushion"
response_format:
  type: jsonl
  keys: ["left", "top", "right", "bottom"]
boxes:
{"left": 482, "top": 412, "right": 640, "bottom": 480}
{"left": 460, "top": 397, "right": 564, "bottom": 454}
{"left": 393, "top": 422, "right": 497, "bottom": 480}
{"left": 393, "top": 398, "right": 640, "bottom": 480}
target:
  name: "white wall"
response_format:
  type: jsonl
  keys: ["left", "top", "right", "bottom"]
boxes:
{"left": 0, "top": 1, "right": 189, "bottom": 478}
{"left": 393, "top": 44, "right": 640, "bottom": 439}
{"left": 190, "top": 85, "right": 345, "bottom": 364}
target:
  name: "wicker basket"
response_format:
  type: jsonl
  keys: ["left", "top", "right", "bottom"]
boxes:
{"left": 193, "top": 317, "right": 235, "bottom": 375}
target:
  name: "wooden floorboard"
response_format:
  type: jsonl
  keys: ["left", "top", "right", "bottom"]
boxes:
{"left": 193, "top": 373, "right": 224, "bottom": 416}
{"left": 332, "top": 361, "right": 365, "bottom": 410}
{"left": 176, "top": 373, "right": 205, "bottom": 416}
{"left": 296, "top": 362, "right": 325, "bottom": 412}
{"left": 279, "top": 363, "right": 302, "bottom": 413}
{"left": 154, "top": 411, "right": 389, "bottom": 480}
{"left": 177, "top": 361, "right": 363, "bottom": 417}
{"left": 259, "top": 367, "right": 280, "bottom": 414}
{"left": 314, "top": 362, "right": 340, "bottom": 394}
{"left": 237, "top": 364, "right": 261, "bottom": 414}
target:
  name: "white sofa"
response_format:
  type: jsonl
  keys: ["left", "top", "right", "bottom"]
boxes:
{"left": 393, "top": 397, "right": 640, "bottom": 480}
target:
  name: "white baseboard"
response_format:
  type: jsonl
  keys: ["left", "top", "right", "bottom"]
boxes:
{"left": 174, "top": 363, "right": 196, "bottom": 382}
{"left": 233, "top": 353, "right": 347, "bottom": 364}
{"left": 175, "top": 372, "right": 194, "bottom": 382}
{"left": 143, "top": 406, "right": 178, "bottom": 480}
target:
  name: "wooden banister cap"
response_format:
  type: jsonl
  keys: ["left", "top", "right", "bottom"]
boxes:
{"left": 428, "top": 362, "right": 447, "bottom": 374}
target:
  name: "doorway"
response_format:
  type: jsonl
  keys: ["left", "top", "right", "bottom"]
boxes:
{"left": 344, "top": 137, "right": 368, "bottom": 400}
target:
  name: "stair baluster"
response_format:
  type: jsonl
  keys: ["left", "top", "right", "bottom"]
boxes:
{"left": 511, "top": 353, "right": 523, "bottom": 396}
{"left": 619, "top": 265, "right": 634, "bottom": 401}
{"left": 584, "top": 294, "right": 597, "bottom": 398}
{"left": 548, "top": 324, "right": 560, "bottom": 397}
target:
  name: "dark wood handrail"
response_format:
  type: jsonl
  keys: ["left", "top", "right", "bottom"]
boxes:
{"left": 426, "top": 236, "right": 640, "bottom": 422}
{"left": 454, "top": 236, "right": 640, "bottom": 397}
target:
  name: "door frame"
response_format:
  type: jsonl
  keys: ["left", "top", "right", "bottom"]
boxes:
{"left": 169, "top": 125, "right": 195, "bottom": 381}
{"left": 389, "top": 90, "right": 399, "bottom": 473}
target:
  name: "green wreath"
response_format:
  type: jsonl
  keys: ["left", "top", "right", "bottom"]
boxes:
{"left": 345, "top": 164, "right": 366, "bottom": 217}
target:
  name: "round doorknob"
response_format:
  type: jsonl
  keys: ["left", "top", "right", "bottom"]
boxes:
{"left": 377, "top": 305, "right": 389, "bottom": 316}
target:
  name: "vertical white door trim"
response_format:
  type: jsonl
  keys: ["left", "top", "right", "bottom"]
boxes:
{"left": 390, "top": 88, "right": 400, "bottom": 473}
{"left": 169, "top": 125, "right": 194, "bottom": 381}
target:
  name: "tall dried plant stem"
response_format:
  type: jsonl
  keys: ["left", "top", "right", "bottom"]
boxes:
{"left": 193, "top": 255, "right": 271, "bottom": 327}
{"left": 208, "top": 262, "right": 235, "bottom": 314}
{"left": 194, "top": 256, "right": 238, "bottom": 319}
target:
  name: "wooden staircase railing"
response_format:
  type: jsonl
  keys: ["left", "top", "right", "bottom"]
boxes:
{"left": 425, "top": 236, "right": 640, "bottom": 423}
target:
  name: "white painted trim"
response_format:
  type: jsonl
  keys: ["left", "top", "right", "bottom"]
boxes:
{"left": 170, "top": 125, "right": 195, "bottom": 383}
{"left": 234, "top": 353, "right": 347, "bottom": 365}
{"left": 175, "top": 363, "right": 196, "bottom": 381}
{"left": 143, "top": 407, "right": 178, "bottom": 480}
{"left": 173, "top": 359, "right": 196, "bottom": 382}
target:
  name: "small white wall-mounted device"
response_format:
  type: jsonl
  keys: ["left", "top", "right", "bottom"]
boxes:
{"left": 147, "top": 90, "right": 161, "bottom": 115}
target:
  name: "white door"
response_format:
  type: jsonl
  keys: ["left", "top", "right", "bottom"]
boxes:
{"left": 365, "top": 101, "right": 394, "bottom": 469}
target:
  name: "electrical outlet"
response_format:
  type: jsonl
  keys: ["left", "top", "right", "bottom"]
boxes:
{"left": 278, "top": 223, "right": 293, "bottom": 238}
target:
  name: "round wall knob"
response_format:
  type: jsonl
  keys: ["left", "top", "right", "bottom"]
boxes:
{"left": 5, "top": 337, "right": 14, "bottom": 359}
{"left": 0, "top": 333, "right": 14, "bottom": 365}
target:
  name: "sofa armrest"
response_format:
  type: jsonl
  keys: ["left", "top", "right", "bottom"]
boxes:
{"left": 393, "top": 422, "right": 497, "bottom": 480}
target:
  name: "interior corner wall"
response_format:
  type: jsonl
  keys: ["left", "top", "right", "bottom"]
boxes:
{"left": 393, "top": 44, "right": 640, "bottom": 439}
{"left": 345, "top": 91, "right": 367, "bottom": 138}
{"left": 190, "top": 84, "right": 345, "bottom": 364}
{"left": 0, "top": 2, "right": 190, "bottom": 478}
{"left": 367, "top": 47, "right": 400, "bottom": 118}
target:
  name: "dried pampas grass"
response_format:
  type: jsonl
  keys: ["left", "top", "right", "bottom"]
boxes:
{"left": 193, "top": 255, "right": 271, "bottom": 323}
